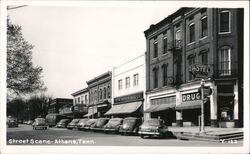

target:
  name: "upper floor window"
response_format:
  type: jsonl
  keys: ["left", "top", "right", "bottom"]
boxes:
{"left": 219, "top": 11, "right": 230, "bottom": 33}
{"left": 162, "top": 64, "right": 168, "bottom": 86}
{"left": 99, "top": 89, "right": 103, "bottom": 100}
{"left": 163, "top": 37, "right": 168, "bottom": 54}
{"left": 153, "top": 42, "right": 158, "bottom": 58}
{"left": 78, "top": 97, "right": 80, "bottom": 104}
{"left": 125, "top": 77, "right": 130, "bottom": 88}
{"left": 201, "top": 16, "right": 208, "bottom": 38}
{"left": 85, "top": 95, "right": 88, "bottom": 104}
{"left": 133, "top": 74, "right": 139, "bottom": 86}
{"left": 152, "top": 68, "right": 159, "bottom": 89}
{"left": 189, "top": 23, "right": 195, "bottom": 43}
{"left": 188, "top": 55, "right": 196, "bottom": 81}
{"left": 81, "top": 96, "right": 84, "bottom": 104}
{"left": 103, "top": 87, "right": 107, "bottom": 99}
{"left": 219, "top": 47, "right": 231, "bottom": 76}
{"left": 201, "top": 51, "right": 208, "bottom": 65}
{"left": 175, "top": 30, "right": 181, "bottom": 48}
{"left": 118, "top": 79, "right": 122, "bottom": 90}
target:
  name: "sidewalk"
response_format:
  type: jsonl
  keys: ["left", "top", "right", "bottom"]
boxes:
{"left": 168, "top": 126, "right": 243, "bottom": 135}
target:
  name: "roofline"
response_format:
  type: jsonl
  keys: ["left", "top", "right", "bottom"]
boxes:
{"left": 144, "top": 7, "right": 195, "bottom": 37}
{"left": 86, "top": 71, "right": 112, "bottom": 84}
{"left": 71, "top": 88, "right": 88, "bottom": 96}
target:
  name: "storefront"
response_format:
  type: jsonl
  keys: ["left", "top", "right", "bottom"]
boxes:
{"left": 176, "top": 90, "right": 210, "bottom": 127}
{"left": 84, "top": 101, "right": 111, "bottom": 118}
{"left": 105, "top": 92, "right": 143, "bottom": 118}
{"left": 145, "top": 95, "right": 176, "bottom": 126}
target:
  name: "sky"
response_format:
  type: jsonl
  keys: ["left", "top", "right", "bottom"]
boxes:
{"left": 7, "top": 4, "right": 179, "bottom": 99}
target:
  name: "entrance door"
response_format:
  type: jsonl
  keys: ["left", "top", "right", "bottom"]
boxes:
{"left": 217, "top": 96, "right": 234, "bottom": 122}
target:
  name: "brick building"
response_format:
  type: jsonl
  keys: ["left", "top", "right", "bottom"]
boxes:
{"left": 71, "top": 88, "right": 89, "bottom": 118}
{"left": 48, "top": 98, "right": 73, "bottom": 114}
{"left": 85, "top": 71, "right": 112, "bottom": 118}
{"left": 144, "top": 8, "right": 243, "bottom": 128}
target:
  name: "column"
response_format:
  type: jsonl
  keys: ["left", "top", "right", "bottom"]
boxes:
{"left": 210, "top": 82, "right": 218, "bottom": 127}
{"left": 176, "top": 90, "right": 183, "bottom": 126}
{"left": 234, "top": 81, "right": 239, "bottom": 127}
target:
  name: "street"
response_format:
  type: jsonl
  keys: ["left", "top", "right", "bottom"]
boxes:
{"left": 7, "top": 125, "right": 242, "bottom": 146}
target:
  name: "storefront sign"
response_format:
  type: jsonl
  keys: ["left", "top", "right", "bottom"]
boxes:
{"left": 189, "top": 64, "right": 211, "bottom": 78}
{"left": 114, "top": 92, "right": 143, "bottom": 104}
{"left": 182, "top": 92, "right": 201, "bottom": 102}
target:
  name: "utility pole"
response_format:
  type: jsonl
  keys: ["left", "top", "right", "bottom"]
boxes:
{"left": 200, "top": 79, "right": 205, "bottom": 133}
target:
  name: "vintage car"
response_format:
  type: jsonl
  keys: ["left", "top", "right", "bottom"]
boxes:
{"left": 103, "top": 118, "right": 123, "bottom": 133}
{"left": 119, "top": 117, "right": 142, "bottom": 135}
{"left": 77, "top": 118, "right": 89, "bottom": 130}
{"left": 138, "top": 118, "right": 169, "bottom": 138}
{"left": 67, "top": 119, "right": 80, "bottom": 130}
{"left": 56, "top": 119, "right": 72, "bottom": 128}
{"left": 7, "top": 117, "right": 18, "bottom": 128}
{"left": 82, "top": 119, "right": 98, "bottom": 130}
{"left": 32, "top": 118, "right": 48, "bottom": 130}
{"left": 90, "top": 118, "right": 110, "bottom": 132}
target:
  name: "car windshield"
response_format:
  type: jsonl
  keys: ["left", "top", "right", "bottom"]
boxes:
{"left": 144, "top": 119, "right": 160, "bottom": 126}
{"left": 108, "top": 119, "right": 122, "bottom": 126}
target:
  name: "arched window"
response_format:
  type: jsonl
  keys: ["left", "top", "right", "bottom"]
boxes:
{"left": 219, "top": 47, "right": 231, "bottom": 76}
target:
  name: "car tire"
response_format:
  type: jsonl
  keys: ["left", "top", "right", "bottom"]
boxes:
{"left": 140, "top": 135, "right": 144, "bottom": 138}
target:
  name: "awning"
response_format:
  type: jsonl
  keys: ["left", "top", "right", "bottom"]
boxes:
{"left": 144, "top": 103, "right": 176, "bottom": 113}
{"left": 83, "top": 110, "right": 98, "bottom": 117}
{"left": 104, "top": 101, "right": 142, "bottom": 115}
{"left": 175, "top": 100, "right": 203, "bottom": 110}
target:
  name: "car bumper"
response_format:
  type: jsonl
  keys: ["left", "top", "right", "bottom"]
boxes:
{"left": 91, "top": 127, "right": 104, "bottom": 131}
{"left": 138, "top": 131, "right": 161, "bottom": 136}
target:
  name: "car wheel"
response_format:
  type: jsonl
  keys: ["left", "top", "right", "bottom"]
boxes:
{"left": 140, "top": 135, "right": 144, "bottom": 138}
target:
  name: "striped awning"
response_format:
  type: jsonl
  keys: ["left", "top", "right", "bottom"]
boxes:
{"left": 144, "top": 103, "right": 176, "bottom": 113}
{"left": 175, "top": 100, "right": 203, "bottom": 110}
{"left": 104, "top": 101, "right": 142, "bottom": 115}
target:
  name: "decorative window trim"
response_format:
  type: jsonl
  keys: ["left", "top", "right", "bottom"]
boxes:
{"left": 219, "top": 10, "right": 231, "bottom": 34}
{"left": 200, "top": 16, "right": 208, "bottom": 39}
{"left": 188, "top": 23, "right": 195, "bottom": 44}
{"left": 187, "top": 53, "right": 196, "bottom": 59}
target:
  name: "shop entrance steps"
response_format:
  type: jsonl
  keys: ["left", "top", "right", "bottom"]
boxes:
{"left": 173, "top": 131, "right": 243, "bottom": 142}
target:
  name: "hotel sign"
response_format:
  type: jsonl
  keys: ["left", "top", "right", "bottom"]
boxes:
{"left": 189, "top": 64, "right": 212, "bottom": 78}
{"left": 182, "top": 92, "right": 201, "bottom": 102}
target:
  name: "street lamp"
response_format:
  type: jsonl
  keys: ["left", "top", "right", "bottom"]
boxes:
{"left": 200, "top": 79, "right": 205, "bottom": 133}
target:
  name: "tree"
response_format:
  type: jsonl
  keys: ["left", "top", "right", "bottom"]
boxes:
{"left": 7, "top": 19, "right": 46, "bottom": 95}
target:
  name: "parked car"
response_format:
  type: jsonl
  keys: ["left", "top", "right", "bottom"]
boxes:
{"left": 138, "top": 118, "right": 169, "bottom": 138}
{"left": 27, "top": 120, "right": 34, "bottom": 125}
{"left": 90, "top": 118, "right": 110, "bottom": 132}
{"left": 45, "top": 114, "right": 68, "bottom": 127}
{"left": 82, "top": 119, "right": 97, "bottom": 130}
{"left": 7, "top": 117, "right": 18, "bottom": 128}
{"left": 103, "top": 118, "right": 123, "bottom": 133}
{"left": 119, "top": 117, "right": 142, "bottom": 135}
{"left": 32, "top": 118, "right": 48, "bottom": 130}
{"left": 67, "top": 119, "right": 80, "bottom": 130}
{"left": 56, "top": 119, "right": 71, "bottom": 128}
{"left": 77, "top": 118, "right": 89, "bottom": 130}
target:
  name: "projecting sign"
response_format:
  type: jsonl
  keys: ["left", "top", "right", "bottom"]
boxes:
{"left": 189, "top": 64, "right": 212, "bottom": 78}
